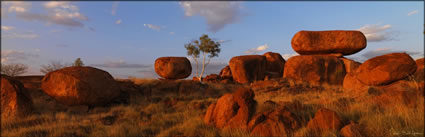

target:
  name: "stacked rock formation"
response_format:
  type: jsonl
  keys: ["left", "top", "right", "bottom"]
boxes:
{"left": 284, "top": 30, "right": 367, "bottom": 86}
{"left": 154, "top": 57, "right": 192, "bottom": 80}
{"left": 41, "top": 66, "right": 120, "bottom": 106}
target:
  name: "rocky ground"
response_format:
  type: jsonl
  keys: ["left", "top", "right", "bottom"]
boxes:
{"left": 1, "top": 76, "right": 423, "bottom": 137}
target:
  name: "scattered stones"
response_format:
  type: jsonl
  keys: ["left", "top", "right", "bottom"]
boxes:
{"left": 41, "top": 66, "right": 120, "bottom": 106}
{"left": 229, "top": 55, "right": 266, "bottom": 84}
{"left": 154, "top": 57, "right": 192, "bottom": 79}
{"left": 355, "top": 53, "right": 417, "bottom": 86}
{"left": 263, "top": 52, "right": 286, "bottom": 78}
{"left": 307, "top": 108, "right": 343, "bottom": 134}
{"left": 291, "top": 30, "right": 366, "bottom": 55}
{"left": 283, "top": 55, "right": 346, "bottom": 86}
{"left": 1, "top": 74, "right": 33, "bottom": 120}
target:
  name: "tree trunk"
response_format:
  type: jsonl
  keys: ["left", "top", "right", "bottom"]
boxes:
{"left": 199, "top": 52, "right": 206, "bottom": 81}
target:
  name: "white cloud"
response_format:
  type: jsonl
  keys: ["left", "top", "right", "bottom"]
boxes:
{"left": 180, "top": 1, "right": 245, "bottom": 32}
{"left": 1, "top": 49, "right": 39, "bottom": 63}
{"left": 169, "top": 32, "right": 175, "bottom": 35}
{"left": 245, "top": 44, "right": 269, "bottom": 54}
{"left": 92, "top": 60, "right": 152, "bottom": 68}
{"left": 144, "top": 24, "right": 162, "bottom": 30}
{"left": 361, "top": 48, "right": 423, "bottom": 60}
{"left": 3, "top": 2, "right": 88, "bottom": 28}
{"left": 357, "top": 24, "right": 396, "bottom": 42}
{"left": 4, "top": 2, "right": 31, "bottom": 13}
{"left": 115, "top": 19, "right": 122, "bottom": 24}
{"left": 217, "top": 39, "right": 232, "bottom": 43}
{"left": 281, "top": 53, "right": 299, "bottom": 60}
{"left": 407, "top": 10, "right": 418, "bottom": 16}
{"left": 111, "top": 2, "right": 119, "bottom": 16}
{"left": 1, "top": 25, "right": 15, "bottom": 31}
{"left": 2, "top": 32, "right": 39, "bottom": 39}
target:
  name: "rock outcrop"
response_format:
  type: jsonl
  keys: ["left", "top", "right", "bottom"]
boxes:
{"left": 154, "top": 57, "right": 192, "bottom": 79}
{"left": 41, "top": 66, "right": 120, "bottom": 106}
{"left": 414, "top": 58, "right": 424, "bottom": 81}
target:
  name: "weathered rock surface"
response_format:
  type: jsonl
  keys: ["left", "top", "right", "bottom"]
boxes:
{"left": 307, "top": 108, "right": 343, "bottom": 134}
{"left": 204, "top": 87, "right": 256, "bottom": 131}
{"left": 1, "top": 74, "right": 33, "bottom": 119}
{"left": 291, "top": 30, "right": 367, "bottom": 55}
{"left": 154, "top": 57, "right": 192, "bottom": 79}
{"left": 263, "top": 52, "right": 286, "bottom": 78}
{"left": 372, "top": 80, "right": 419, "bottom": 107}
{"left": 229, "top": 55, "right": 266, "bottom": 84}
{"left": 414, "top": 58, "right": 424, "bottom": 81}
{"left": 355, "top": 53, "right": 417, "bottom": 86}
{"left": 283, "top": 55, "right": 346, "bottom": 86}
{"left": 340, "top": 58, "right": 361, "bottom": 73}
{"left": 340, "top": 122, "right": 363, "bottom": 137}
{"left": 219, "top": 65, "right": 232, "bottom": 79}
{"left": 41, "top": 66, "right": 120, "bottom": 106}
{"left": 250, "top": 106, "right": 301, "bottom": 137}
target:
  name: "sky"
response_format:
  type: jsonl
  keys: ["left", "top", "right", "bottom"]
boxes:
{"left": 1, "top": 1, "right": 424, "bottom": 79}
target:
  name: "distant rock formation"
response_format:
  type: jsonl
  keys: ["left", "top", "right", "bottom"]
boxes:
{"left": 154, "top": 57, "right": 192, "bottom": 79}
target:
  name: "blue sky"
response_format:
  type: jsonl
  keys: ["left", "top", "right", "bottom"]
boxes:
{"left": 1, "top": 1, "right": 424, "bottom": 78}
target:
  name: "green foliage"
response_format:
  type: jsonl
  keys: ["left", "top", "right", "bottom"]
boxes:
{"left": 184, "top": 34, "right": 221, "bottom": 80}
{"left": 73, "top": 58, "right": 84, "bottom": 67}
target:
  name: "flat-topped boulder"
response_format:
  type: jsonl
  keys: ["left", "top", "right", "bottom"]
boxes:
{"left": 283, "top": 55, "right": 346, "bottom": 86}
{"left": 291, "top": 30, "right": 367, "bottom": 55}
{"left": 355, "top": 53, "right": 417, "bottom": 86}
{"left": 41, "top": 66, "right": 120, "bottom": 106}
{"left": 1, "top": 74, "right": 33, "bottom": 120}
{"left": 154, "top": 57, "right": 192, "bottom": 79}
{"left": 229, "top": 55, "right": 266, "bottom": 84}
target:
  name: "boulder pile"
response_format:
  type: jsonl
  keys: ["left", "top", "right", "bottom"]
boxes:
{"left": 284, "top": 30, "right": 367, "bottom": 86}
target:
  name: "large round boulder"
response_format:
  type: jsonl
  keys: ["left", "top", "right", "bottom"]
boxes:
{"left": 291, "top": 30, "right": 366, "bottom": 55}
{"left": 204, "top": 87, "right": 256, "bottom": 131}
{"left": 1, "top": 75, "right": 33, "bottom": 120}
{"left": 283, "top": 55, "right": 346, "bottom": 86}
{"left": 355, "top": 53, "right": 417, "bottom": 86}
{"left": 263, "top": 52, "right": 286, "bottom": 78}
{"left": 41, "top": 66, "right": 120, "bottom": 106}
{"left": 154, "top": 57, "right": 192, "bottom": 79}
{"left": 229, "top": 55, "right": 266, "bottom": 84}
{"left": 414, "top": 58, "right": 424, "bottom": 81}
